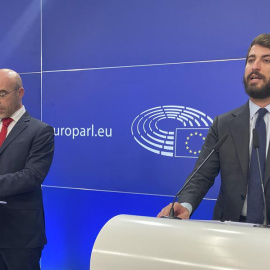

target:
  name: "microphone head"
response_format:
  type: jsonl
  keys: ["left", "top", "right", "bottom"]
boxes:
{"left": 253, "top": 128, "right": 260, "bottom": 149}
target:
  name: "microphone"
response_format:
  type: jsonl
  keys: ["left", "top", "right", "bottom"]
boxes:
{"left": 162, "top": 134, "right": 228, "bottom": 219}
{"left": 253, "top": 128, "right": 260, "bottom": 149}
{"left": 252, "top": 129, "right": 269, "bottom": 227}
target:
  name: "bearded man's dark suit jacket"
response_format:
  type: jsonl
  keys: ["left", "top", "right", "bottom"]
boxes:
{"left": 0, "top": 111, "right": 54, "bottom": 248}
{"left": 178, "top": 101, "right": 270, "bottom": 222}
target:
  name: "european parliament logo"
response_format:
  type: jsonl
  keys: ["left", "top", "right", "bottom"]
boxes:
{"left": 131, "top": 105, "right": 213, "bottom": 158}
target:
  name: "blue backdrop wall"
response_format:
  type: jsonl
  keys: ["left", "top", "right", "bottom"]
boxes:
{"left": 1, "top": 0, "right": 269, "bottom": 269}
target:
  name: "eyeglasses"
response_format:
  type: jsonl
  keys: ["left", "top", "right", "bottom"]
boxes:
{"left": 0, "top": 89, "right": 17, "bottom": 99}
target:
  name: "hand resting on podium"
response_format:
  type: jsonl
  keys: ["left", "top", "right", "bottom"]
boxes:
{"left": 157, "top": 202, "right": 190, "bottom": 219}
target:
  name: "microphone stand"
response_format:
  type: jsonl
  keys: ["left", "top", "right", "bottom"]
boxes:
{"left": 254, "top": 147, "right": 270, "bottom": 228}
{"left": 162, "top": 134, "right": 228, "bottom": 219}
{"left": 252, "top": 128, "right": 270, "bottom": 228}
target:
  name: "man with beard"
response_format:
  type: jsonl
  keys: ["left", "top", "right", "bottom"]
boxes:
{"left": 158, "top": 33, "right": 270, "bottom": 224}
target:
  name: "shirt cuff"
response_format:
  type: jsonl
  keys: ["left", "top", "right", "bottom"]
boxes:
{"left": 180, "top": 202, "right": 193, "bottom": 215}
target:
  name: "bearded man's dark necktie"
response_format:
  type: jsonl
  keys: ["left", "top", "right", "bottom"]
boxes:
{"left": 247, "top": 108, "right": 268, "bottom": 224}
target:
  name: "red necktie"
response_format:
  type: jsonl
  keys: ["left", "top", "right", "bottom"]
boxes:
{"left": 0, "top": 118, "right": 13, "bottom": 147}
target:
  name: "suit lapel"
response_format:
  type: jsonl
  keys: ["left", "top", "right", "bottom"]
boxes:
{"left": 229, "top": 102, "right": 250, "bottom": 185}
{"left": 228, "top": 102, "right": 270, "bottom": 187}
{"left": 0, "top": 112, "right": 30, "bottom": 155}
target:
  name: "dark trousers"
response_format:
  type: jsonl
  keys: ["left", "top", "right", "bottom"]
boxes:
{"left": 0, "top": 247, "right": 43, "bottom": 270}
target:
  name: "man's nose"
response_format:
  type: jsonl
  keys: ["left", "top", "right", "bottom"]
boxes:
{"left": 252, "top": 60, "right": 261, "bottom": 71}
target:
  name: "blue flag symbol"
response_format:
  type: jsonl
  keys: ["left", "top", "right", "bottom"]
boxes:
{"left": 175, "top": 128, "right": 209, "bottom": 158}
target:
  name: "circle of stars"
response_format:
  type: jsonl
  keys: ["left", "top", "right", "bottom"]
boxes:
{"left": 185, "top": 132, "right": 206, "bottom": 155}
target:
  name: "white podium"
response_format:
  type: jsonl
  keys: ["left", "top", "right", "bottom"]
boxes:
{"left": 90, "top": 215, "right": 270, "bottom": 269}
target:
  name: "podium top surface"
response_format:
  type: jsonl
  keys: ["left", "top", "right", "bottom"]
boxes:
{"left": 91, "top": 215, "right": 270, "bottom": 270}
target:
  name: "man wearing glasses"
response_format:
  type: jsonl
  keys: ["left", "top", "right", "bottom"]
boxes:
{"left": 0, "top": 69, "right": 54, "bottom": 270}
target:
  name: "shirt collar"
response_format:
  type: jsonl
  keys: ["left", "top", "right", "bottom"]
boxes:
{"left": 249, "top": 99, "right": 270, "bottom": 120}
{"left": 7, "top": 106, "right": 26, "bottom": 122}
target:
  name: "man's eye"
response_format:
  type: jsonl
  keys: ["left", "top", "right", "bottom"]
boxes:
{"left": 264, "top": 59, "right": 270, "bottom": 63}
{"left": 0, "top": 91, "right": 7, "bottom": 97}
{"left": 247, "top": 59, "right": 255, "bottom": 63}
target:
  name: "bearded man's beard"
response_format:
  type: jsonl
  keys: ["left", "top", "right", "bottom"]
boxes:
{"left": 243, "top": 71, "right": 270, "bottom": 99}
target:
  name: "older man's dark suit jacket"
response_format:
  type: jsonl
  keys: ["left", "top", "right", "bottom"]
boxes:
{"left": 178, "top": 101, "right": 270, "bottom": 222}
{"left": 0, "top": 111, "right": 54, "bottom": 248}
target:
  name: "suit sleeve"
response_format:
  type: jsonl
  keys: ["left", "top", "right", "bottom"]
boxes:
{"left": 0, "top": 125, "right": 54, "bottom": 198}
{"left": 177, "top": 116, "right": 221, "bottom": 213}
